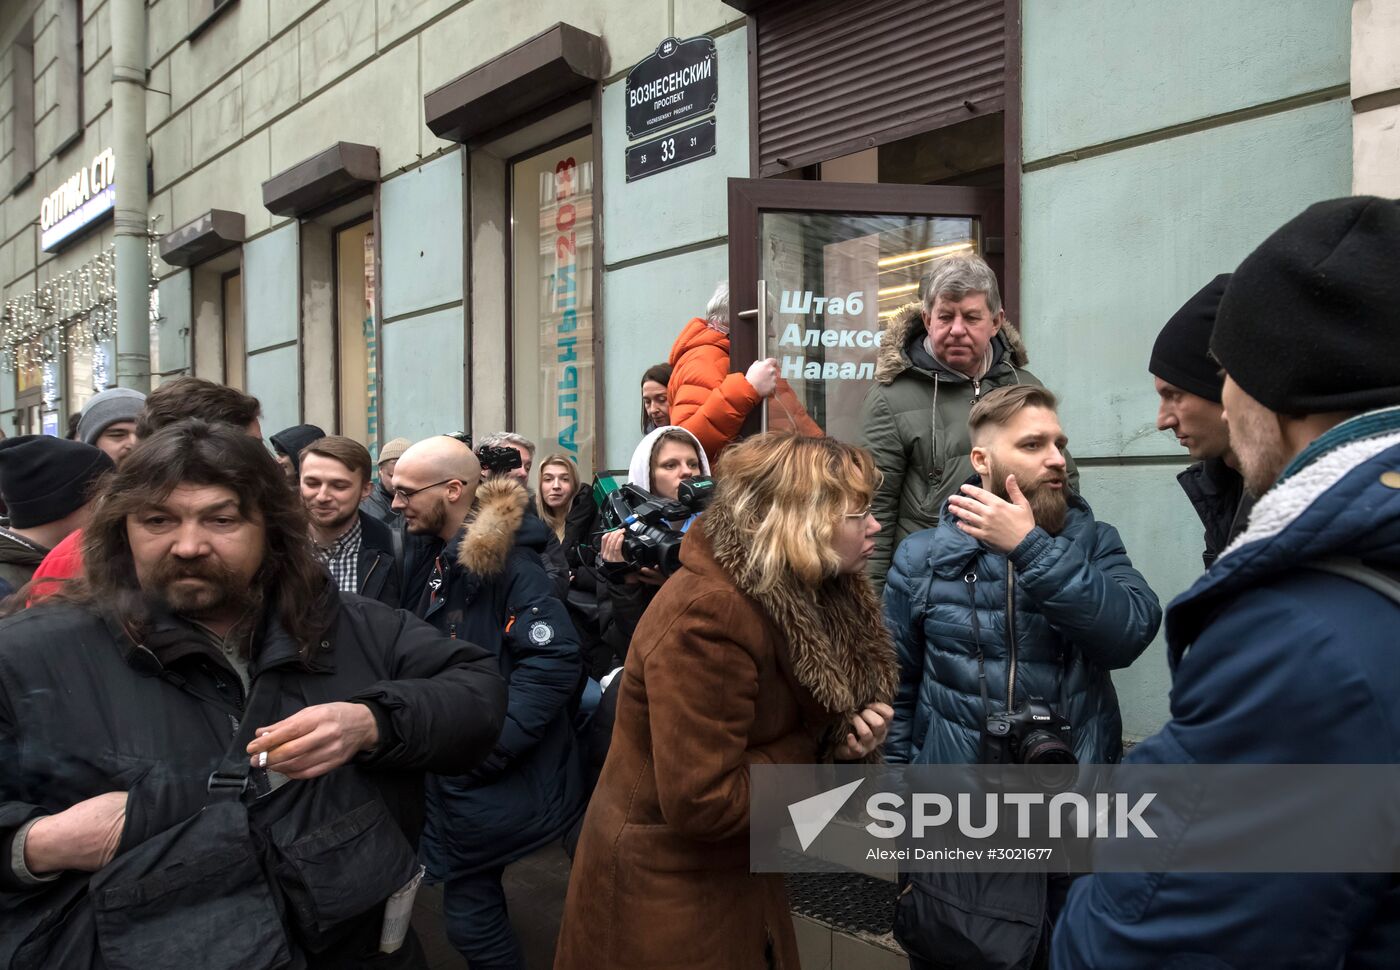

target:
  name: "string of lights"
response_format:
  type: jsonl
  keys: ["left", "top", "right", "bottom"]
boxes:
{"left": 0, "top": 220, "right": 162, "bottom": 375}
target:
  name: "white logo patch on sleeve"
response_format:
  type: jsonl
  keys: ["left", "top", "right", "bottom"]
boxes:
{"left": 527, "top": 620, "right": 554, "bottom": 645}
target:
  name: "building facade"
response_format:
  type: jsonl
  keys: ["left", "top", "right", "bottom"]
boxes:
{"left": 0, "top": 0, "right": 1391, "bottom": 736}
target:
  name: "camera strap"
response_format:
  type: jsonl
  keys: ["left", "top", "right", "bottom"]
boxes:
{"left": 965, "top": 571, "right": 992, "bottom": 722}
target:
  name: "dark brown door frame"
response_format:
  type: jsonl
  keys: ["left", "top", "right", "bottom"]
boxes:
{"left": 1003, "top": 0, "right": 1023, "bottom": 328}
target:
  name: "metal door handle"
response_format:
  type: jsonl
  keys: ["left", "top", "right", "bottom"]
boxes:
{"left": 756, "top": 279, "right": 768, "bottom": 432}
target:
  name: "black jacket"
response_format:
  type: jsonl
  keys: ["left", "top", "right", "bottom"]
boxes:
{"left": 360, "top": 481, "right": 399, "bottom": 528}
{"left": 358, "top": 511, "right": 401, "bottom": 607}
{"left": 0, "top": 528, "right": 46, "bottom": 599}
{"left": 1176, "top": 457, "right": 1255, "bottom": 569}
{"left": 599, "top": 574, "right": 658, "bottom": 670}
{"left": 0, "top": 588, "right": 507, "bottom": 968}
{"left": 403, "top": 479, "right": 585, "bottom": 877}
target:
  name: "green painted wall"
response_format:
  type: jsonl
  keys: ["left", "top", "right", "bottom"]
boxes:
{"left": 1024, "top": 100, "right": 1353, "bottom": 459}
{"left": 1024, "top": 0, "right": 1350, "bottom": 161}
{"left": 1020, "top": 0, "right": 1353, "bottom": 738}
{"left": 601, "top": 244, "right": 729, "bottom": 469}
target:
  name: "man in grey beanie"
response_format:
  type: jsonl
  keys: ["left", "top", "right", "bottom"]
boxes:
{"left": 76, "top": 387, "right": 146, "bottom": 465}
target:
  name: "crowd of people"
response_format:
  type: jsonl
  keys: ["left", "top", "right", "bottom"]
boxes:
{"left": 0, "top": 193, "right": 1397, "bottom": 970}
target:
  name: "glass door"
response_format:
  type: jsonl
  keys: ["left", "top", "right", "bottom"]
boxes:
{"left": 728, "top": 180, "right": 1003, "bottom": 443}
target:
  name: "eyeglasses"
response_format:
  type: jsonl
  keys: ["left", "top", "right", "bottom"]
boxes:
{"left": 393, "top": 479, "right": 457, "bottom": 502}
{"left": 842, "top": 507, "right": 872, "bottom": 520}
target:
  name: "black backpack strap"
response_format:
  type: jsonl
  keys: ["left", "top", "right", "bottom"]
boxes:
{"left": 206, "top": 669, "right": 285, "bottom": 801}
{"left": 1305, "top": 557, "right": 1400, "bottom": 608}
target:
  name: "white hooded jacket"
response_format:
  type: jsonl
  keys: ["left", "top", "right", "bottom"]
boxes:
{"left": 625, "top": 425, "right": 712, "bottom": 493}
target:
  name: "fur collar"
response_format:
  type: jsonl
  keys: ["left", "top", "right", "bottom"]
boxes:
{"left": 1221, "top": 429, "right": 1400, "bottom": 559}
{"left": 701, "top": 505, "right": 899, "bottom": 732}
{"left": 874, "top": 302, "right": 1029, "bottom": 385}
{"left": 456, "top": 478, "right": 529, "bottom": 577}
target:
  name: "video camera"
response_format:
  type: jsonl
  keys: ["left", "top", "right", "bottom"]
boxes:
{"left": 477, "top": 444, "right": 523, "bottom": 477}
{"left": 442, "top": 432, "right": 525, "bottom": 478}
{"left": 594, "top": 477, "right": 715, "bottom": 575}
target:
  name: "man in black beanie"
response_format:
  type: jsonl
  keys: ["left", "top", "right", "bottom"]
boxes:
{"left": 1057, "top": 196, "right": 1400, "bottom": 966}
{"left": 269, "top": 423, "right": 325, "bottom": 484}
{"left": 0, "top": 436, "right": 114, "bottom": 598}
{"left": 1149, "top": 273, "right": 1254, "bottom": 568}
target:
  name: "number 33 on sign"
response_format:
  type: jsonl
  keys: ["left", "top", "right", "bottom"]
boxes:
{"left": 625, "top": 117, "right": 717, "bottom": 183}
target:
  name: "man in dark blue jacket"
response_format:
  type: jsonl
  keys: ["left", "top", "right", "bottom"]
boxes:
{"left": 884, "top": 384, "right": 1161, "bottom": 969}
{"left": 1149, "top": 274, "right": 1255, "bottom": 570}
{"left": 393, "top": 434, "right": 584, "bottom": 970}
{"left": 885, "top": 384, "right": 1161, "bottom": 769}
{"left": 1054, "top": 197, "right": 1400, "bottom": 968}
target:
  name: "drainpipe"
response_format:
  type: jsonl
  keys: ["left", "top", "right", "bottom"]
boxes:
{"left": 111, "top": 0, "right": 149, "bottom": 390}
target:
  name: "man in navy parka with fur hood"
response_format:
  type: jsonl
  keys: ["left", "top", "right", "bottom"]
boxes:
{"left": 1054, "top": 198, "right": 1400, "bottom": 967}
{"left": 392, "top": 434, "right": 584, "bottom": 970}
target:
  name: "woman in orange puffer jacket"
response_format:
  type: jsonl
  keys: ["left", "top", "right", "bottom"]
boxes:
{"left": 667, "top": 283, "right": 821, "bottom": 463}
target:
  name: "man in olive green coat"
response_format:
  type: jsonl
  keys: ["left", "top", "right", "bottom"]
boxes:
{"left": 859, "top": 254, "right": 1077, "bottom": 593}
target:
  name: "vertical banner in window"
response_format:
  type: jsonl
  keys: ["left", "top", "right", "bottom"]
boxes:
{"left": 363, "top": 232, "right": 380, "bottom": 465}
{"left": 552, "top": 155, "right": 582, "bottom": 463}
{"left": 511, "top": 135, "right": 595, "bottom": 480}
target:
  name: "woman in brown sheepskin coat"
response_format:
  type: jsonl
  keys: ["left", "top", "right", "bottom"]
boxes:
{"left": 554, "top": 433, "right": 899, "bottom": 970}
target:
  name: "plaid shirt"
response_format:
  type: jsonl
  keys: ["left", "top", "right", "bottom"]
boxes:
{"left": 316, "top": 516, "right": 362, "bottom": 593}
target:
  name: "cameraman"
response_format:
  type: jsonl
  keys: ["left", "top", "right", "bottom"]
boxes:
{"left": 882, "top": 386, "right": 1160, "bottom": 968}
{"left": 597, "top": 427, "right": 711, "bottom": 667}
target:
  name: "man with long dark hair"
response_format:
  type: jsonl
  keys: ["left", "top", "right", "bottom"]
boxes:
{"left": 26, "top": 376, "right": 267, "bottom": 599}
{"left": 0, "top": 420, "right": 507, "bottom": 968}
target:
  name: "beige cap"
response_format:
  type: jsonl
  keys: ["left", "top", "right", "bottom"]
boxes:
{"left": 378, "top": 437, "right": 412, "bottom": 465}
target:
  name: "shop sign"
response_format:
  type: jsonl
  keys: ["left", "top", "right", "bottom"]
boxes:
{"left": 625, "top": 36, "right": 718, "bottom": 139}
{"left": 625, "top": 118, "right": 716, "bottom": 183}
{"left": 40, "top": 147, "right": 116, "bottom": 252}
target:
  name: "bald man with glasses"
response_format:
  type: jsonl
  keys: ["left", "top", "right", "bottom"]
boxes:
{"left": 392, "top": 434, "right": 584, "bottom": 969}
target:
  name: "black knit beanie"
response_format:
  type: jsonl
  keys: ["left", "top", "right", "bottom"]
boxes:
{"left": 268, "top": 424, "right": 326, "bottom": 474}
{"left": 0, "top": 435, "right": 115, "bottom": 528}
{"left": 1212, "top": 196, "right": 1400, "bottom": 414}
{"left": 1149, "top": 274, "right": 1231, "bottom": 403}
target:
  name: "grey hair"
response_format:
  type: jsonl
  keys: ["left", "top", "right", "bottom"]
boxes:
{"left": 478, "top": 431, "right": 537, "bottom": 458}
{"left": 920, "top": 254, "right": 1002, "bottom": 317}
{"left": 706, "top": 281, "right": 729, "bottom": 327}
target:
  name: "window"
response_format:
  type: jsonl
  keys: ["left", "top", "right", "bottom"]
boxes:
{"left": 222, "top": 269, "right": 244, "bottom": 389}
{"left": 510, "top": 133, "right": 596, "bottom": 478}
{"left": 55, "top": 0, "right": 82, "bottom": 155}
{"left": 64, "top": 324, "right": 115, "bottom": 415}
{"left": 10, "top": 18, "right": 36, "bottom": 191}
{"left": 334, "top": 218, "right": 377, "bottom": 451}
{"left": 14, "top": 352, "right": 43, "bottom": 436}
{"left": 189, "top": 0, "right": 240, "bottom": 41}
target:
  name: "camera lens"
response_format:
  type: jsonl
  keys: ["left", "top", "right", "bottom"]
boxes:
{"left": 1021, "top": 731, "right": 1075, "bottom": 765}
{"left": 1020, "top": 731, "right": 1077, "bottom": 791}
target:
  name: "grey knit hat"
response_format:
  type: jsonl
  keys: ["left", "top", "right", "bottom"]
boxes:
{"left": 77, "top": 387, "right": 146, "bottom": 445}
